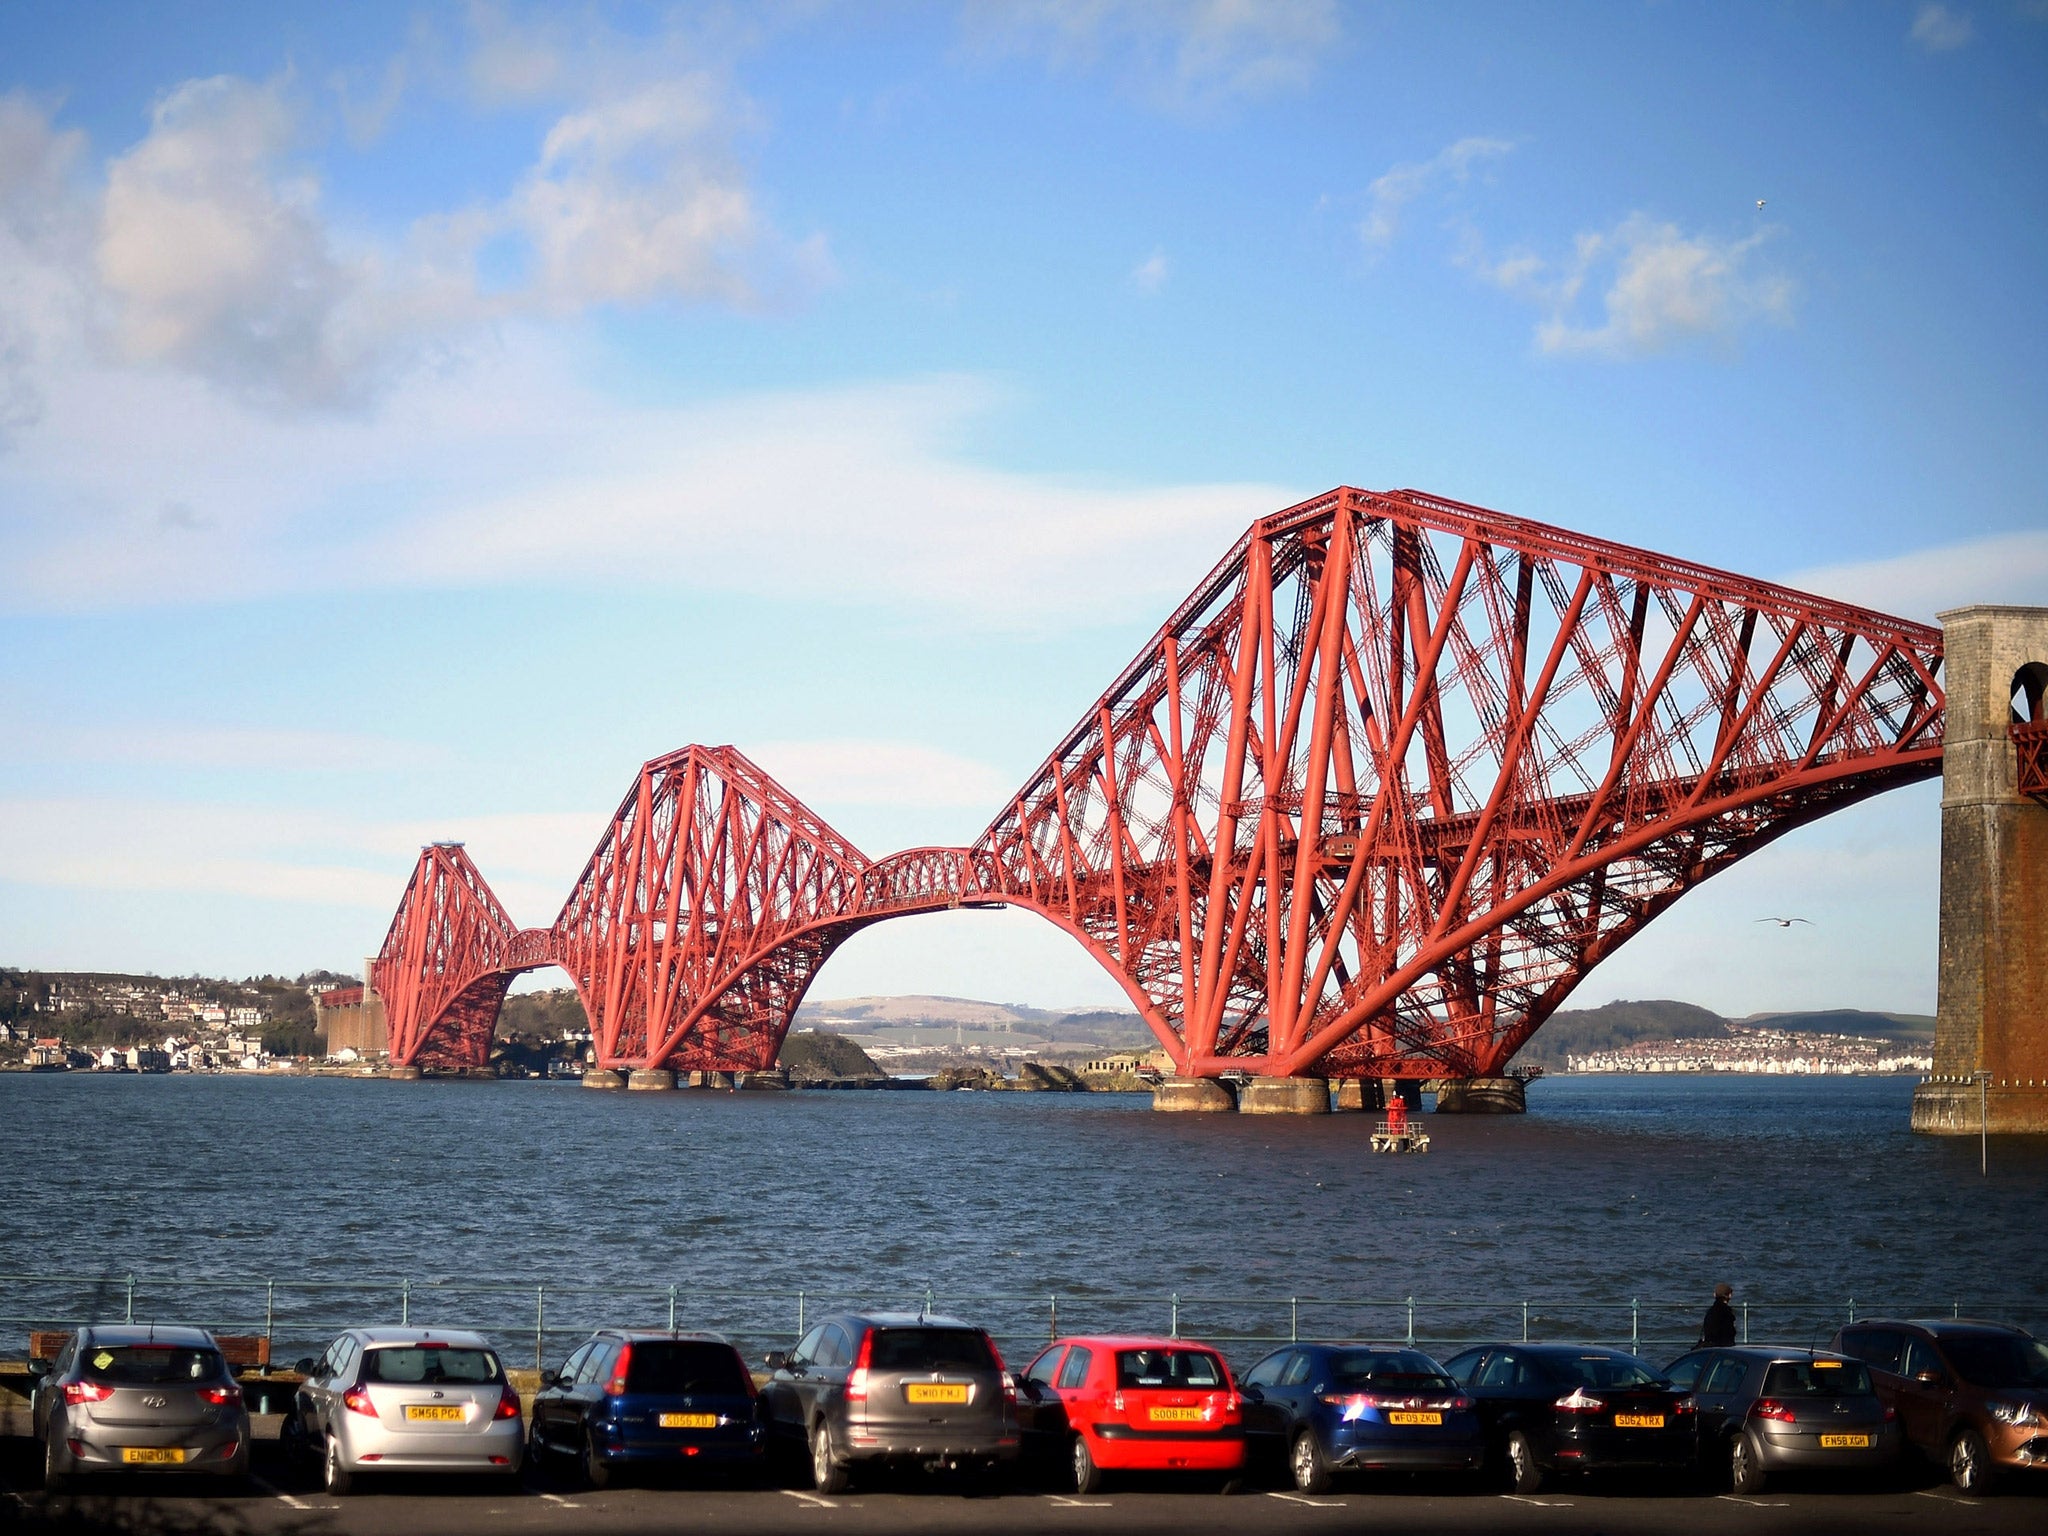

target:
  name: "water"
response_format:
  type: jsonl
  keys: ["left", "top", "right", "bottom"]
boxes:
{"left": 3, "top": 1072, "right": 2043, "bottom": 1367}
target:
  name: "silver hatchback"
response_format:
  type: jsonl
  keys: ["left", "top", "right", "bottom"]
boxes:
{"left": 286, "top": 1327, "right": 523, "bottom": 1494}
{"left": 31, "top": 1324, "right": 250, "bottom": 1489}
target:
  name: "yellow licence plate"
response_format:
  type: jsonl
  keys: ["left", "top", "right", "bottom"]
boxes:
{"left": 120, "top": 1447, "right": 187, "bottom": 1465}
{"left": 1819, "top": 1434, "right": 1871, "bottom": 1449}
{"left": 1388, "top": 1411, "right": 1443, "bottom": 1426}
{"left": 1149, "top": 1406, "right": 1205, "bottom": 1423}
{"left": 1614, "top": 1414, "right": 1664, "bottom": 1428}
{"left": 404, "top": 1405, "right": 466, "bottom": 1422}
{"left": 906, "top": 1383, "right": 969, "bottom": 1404}
{"left": 661, "top": 1412, "right": 718, "bottom": 1428}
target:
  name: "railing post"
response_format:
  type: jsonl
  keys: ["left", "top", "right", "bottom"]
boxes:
{"left": 535, "top": 1285, "right": 545, "bottom": 1371}
{"left": 668, "top": 1285, "right": 677, "bottom": 1332}
{"left": 125, "top": 1274, "right": 135, "bottom": 1324}
{"left": 1848, "top": 1297, "right": 1856, "bottom": 1324}
{"left": 401, "top": 1279, "right": 410, "bottom": 1327}
{"left": 1406, "top": 1296, "right": 1415, "bottom": 1347}
{"left": 924, "top": 1281, "right": 935, "bottom": 1318}
{"left": 265, "top": 1279, "right": 275, "bottom": 1349}
{"left": 1049, "top": 1294, "right": 1058, "bottom": 1342}
{"left": 1521, "top": 1300, "right": 1529, "bottom": 1343}
{"left": 1741, "top": 1301, "right": 1750, "bottom": 1344}
{"left": 1289, "top": 1297, "right": 1298, "bottom": 1344}
{"left": 797, "top": 1291, "right": 805, "bottom": 1338}
{"left": 1170, "top": 1293, "right": 1180, "bottom": 1340}
{"left": 1631, "top": 1298, "right": 1639, "bottom": 1351}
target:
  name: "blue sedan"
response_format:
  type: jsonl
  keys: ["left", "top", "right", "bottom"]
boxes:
{"left": 1239, "top": 1343, "right": 1486, "bottom": 1492}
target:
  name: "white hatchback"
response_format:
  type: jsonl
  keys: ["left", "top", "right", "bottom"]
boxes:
{"left": 286, "top": 1327, "right": 523, "bottom": 1494}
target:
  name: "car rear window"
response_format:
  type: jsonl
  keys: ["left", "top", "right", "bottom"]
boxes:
{"left": 79, "top": 1346, "right": 222, "bottom": 1385}
{"left": 867, "top": 1329, "right": 996, "bottom": 1373}
{"left": 1115, "top": 1349, "right": 1227, "bottom": 1389}
{"left": 1543, "top": 1353, "right": 1663, "bottom": 1390}
{"left": 625, "top": 1341, "right": 751, "bottom": 1395}
{"left": 362, "top": 1346, "right": 502, "bottom": 1385}
{"left": 1762, "top": 1360, "right": 1874, "bottom": 1396}
{"left": 1328, "top": 1350, "right": 1457, "bottom": 1390}
{"left": 1940, "top": 1335, "right": 2048, "bottom": 1389}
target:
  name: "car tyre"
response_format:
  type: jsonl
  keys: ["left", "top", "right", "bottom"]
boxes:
{"left": 1072, "top": 1434, "right": 1105, "bottom": 1495}
{"left": 1290, "top": 1429, "right": 1333, "bottom": 1494}
{"left": 583, "top": 1432, "right": 612, "bottom": 1491}
{"left": 1505, "top": 1430, "right": 1542, "bottom": 1495}
{"left": 1949, "top": 1426, "right": 1994, "bottom": 1494}
{"left": 811, "top": 1421, "right": 850, "bottom": 1495}
{"left": 42, "top": 1434, "right": 70, "bottom": 1495}
{"left": 324, "top": 1436, "right": 354, "bottom": 1497}
{"left": 1729, "top": 1431, "right": 1767, "bottom": 1494}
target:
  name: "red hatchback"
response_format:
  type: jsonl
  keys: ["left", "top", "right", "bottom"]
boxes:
{"left": 1016, "top": 1336, "right": 1245, "bottom": 1492}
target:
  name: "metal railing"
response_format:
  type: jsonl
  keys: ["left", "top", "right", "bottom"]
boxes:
{"left": 4, "top": 1272, "right": 2043, "bottom": 1373}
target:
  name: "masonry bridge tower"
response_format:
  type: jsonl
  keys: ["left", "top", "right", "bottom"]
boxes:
{"left": 1914, "top": 607, "right": 2048, "bottom": 1135}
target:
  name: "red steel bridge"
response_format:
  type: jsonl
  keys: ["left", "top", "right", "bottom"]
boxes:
{"left": 370, "top": 487, "right": 1947, "bottom": 1080}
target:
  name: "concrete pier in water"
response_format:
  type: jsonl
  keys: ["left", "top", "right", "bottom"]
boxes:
{"left": 581, "top": 1069, "right": 625, "bottom": 1090}
{"left": 1151, "top": 1076, "right": 1236, "bottom": 1112}
{"left": 1433, "top": 1076, "right": 1526, "bottom": 1113}
{"left": 627, "top": 1069, "right": 676, "bottom": 1091}
{"left": 1237, "top": 1076, "right": 1330, "bottom": 1114}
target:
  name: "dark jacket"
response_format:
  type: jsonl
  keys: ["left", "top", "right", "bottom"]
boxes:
{"left": 1700, "top": 1298, "right": 1737, "bottom": 1347}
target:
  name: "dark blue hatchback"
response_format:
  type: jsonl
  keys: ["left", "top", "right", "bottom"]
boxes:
{"left": 528, "top": 1331, "right": 765, "bottom": 1487}
{"left": 1240, "top": 1343, "right": 1485, "bottom": 1492}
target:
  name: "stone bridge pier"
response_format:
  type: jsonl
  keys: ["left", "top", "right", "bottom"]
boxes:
{"left": 1914, "top": 606, "right": 2048, "bottom": 1135}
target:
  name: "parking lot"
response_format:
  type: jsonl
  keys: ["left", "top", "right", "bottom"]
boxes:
{"left": 4, "top": 1431, "right": 2044, "bottom": 1536}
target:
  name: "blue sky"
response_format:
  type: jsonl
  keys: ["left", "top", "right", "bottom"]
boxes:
{"left": 1, "top": 1, "right": 2043, "bottom": 1016}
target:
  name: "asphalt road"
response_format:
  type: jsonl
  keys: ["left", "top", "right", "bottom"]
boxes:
{"left": 5, "top": 1433, "right": 2046, "bottom": 1536}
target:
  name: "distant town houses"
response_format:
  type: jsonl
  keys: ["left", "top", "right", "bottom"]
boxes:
{"left": 1566, "top": 1025, "right": 1932, "bottom": 1075}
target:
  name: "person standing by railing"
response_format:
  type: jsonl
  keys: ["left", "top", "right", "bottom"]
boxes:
{"left": 1699, "top": 1282, "right": 1737, "bottom": 1346}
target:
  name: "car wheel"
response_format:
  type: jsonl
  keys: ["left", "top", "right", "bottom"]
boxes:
{"left": 583, "top": 1433, "right": 612, "bottom": 1491}
{"left": 323, "top": 1436, "right": 354, "bottom": 1497}
{"left": 1949, "top": 1427, "right": 1994, "bottom": 1494}
{"left": 1505, "top": 1430, "right": 1542, "bottom": 1495}
{"left": 42, "top": 1433, "right": 70, "bottom": 1495}
{"left": 1290, "top": 1429, "right": 1333, "bottom": 1494}
{"left": 1729, "top": 1431, "right": 1768, "bottom": 1494}
{"left": 1072, "top": 1434, "right": 1105, "bottom": 1494}
{"left": 811, "top": 1421, "right": 850, "bottom": 1495}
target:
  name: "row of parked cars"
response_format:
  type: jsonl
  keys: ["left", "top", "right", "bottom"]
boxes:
{"left": 28, "top": 1312, "right": 2048, "bottom": 1497}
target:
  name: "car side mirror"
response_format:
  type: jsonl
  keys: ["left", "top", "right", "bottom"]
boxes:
{"left": 25, "top": 1358, "right": 51, "bottom": 1380}
{"left": 1240, "top": 1385, "right": 1263, "bottom": 1403}
{"left": 1914, "top": 1369, "right": 1944, "bottom": 1385}
{"left": 539, "top": 1368, "right": 561, "bottom": 1389}
{"left": 763, "top": 1351, "right": 788, "bottom": 1371}
{"left": 293, "top": 1357, "right": 317, "bottom": 1376}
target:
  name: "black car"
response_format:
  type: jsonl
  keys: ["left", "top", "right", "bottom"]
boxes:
{"left": 1662, "top": 1346, "right": 1900, "bottom": 1491}
{"left": 528, "top": 1330, "right": 764, "bottom": 1487}
{"left": 1440, "top": 1343, "right": 1696, "bottom": 1492}
{"left": 1237, "top": 1342, "right": 1485, "bottom": 1491}
{"left": 759, "top": 1312, "right": 1018, "bottom": 1492}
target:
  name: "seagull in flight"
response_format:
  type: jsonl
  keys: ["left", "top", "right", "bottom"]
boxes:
{"left": 1755, "top": 916, "right": 1812, "bottom": 927}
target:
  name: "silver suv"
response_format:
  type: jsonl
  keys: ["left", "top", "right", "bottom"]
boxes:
{"left": 759, "top": 1312, "right": 1019, "bottom": 1491}
{"left": 285, "top": 1327, "right": 523, "bottom": 1494}
{"left": 31, "top": 1324, "right": 250, "bottom": 1490}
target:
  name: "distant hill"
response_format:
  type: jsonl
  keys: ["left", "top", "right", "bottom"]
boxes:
{"left": 794, "top": 994, "right": 1154, "bottom": 1048}
{"left": 1509, "top": 1000, "right": 1730, "bottom": 1072}
{"left": 1734, "top": 1009, "right": 1935, "bottom": 1042}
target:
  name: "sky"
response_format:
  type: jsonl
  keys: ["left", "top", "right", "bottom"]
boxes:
{"left": 1, "top": 1, "right": 2043, "bottom": 1017}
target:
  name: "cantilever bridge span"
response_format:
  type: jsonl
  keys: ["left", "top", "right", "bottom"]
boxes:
{"left": 370, "top": 487, "right": 1947, "bottom": 1080}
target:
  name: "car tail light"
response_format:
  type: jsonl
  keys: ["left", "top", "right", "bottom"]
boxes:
{"left": 1450, "top": 1395, "right": 1473, "bottom": 1412}
{"left": 342, "top": 1386, "right": 378, "bottom": 1418}
{"left": 845, "top": 1330, "right": 873, "bottom": 1403}
{"left": 605, "top": 1344, "right": 633, "bottom": 1397}
{"left": 1554, "top": 1388, "right": 1605, "bottom": 1414}
{"left": 1752, "top": 1398, "right": 1797, "bottom": 1424}
{"left": 1000, "top": 1371, "right": 1018, "bottom": 1404}
{"left": 488, "top": 1454, "right": 510, "bottom": 1466}
{"left": 200, "top": 1384, "right": 242, "bottom": 1408}
{"left": 1112, "top": 1391, "right": 1126, "bottom": 1413}
{"left": 1224, "top": 1391, "right": 1242, "bottom": 1416}
{"left": 494, "top": 1385, "right": 521, "bottom": 1420}
{"left": 1883, "top": 1405, "right": 1897, "bottom": 1423}
{"left": 62, "top": 1381, "right": 115, "bottom": 1405}
{"left": 1674, "top": 1396, "right": 1697, "bottom": 1416}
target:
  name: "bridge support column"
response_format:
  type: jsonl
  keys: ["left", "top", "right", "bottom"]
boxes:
{"left": 1915, "top": 606, "right": 2048, "bottom": 1135}
{"left": 386, "top": 1065, "right": 422, "bottom": 1081}
{"left": 582, "top": 1069, "right": 625, "bottom": 1090}
{"left": 1332, "top": 1078, "right": 1382, "bottom": 1112}
{"left": 1152, "top": 1076, "right": 1237, "bottom": 1112}
{"left": 627, "top": 1069, "right": 676, "bottom": 1091}
{"left": 1237, "top": 1076, "right": 1331, "bottom": 1114}
{"left": 1434, "top": 1077, "right": 1526, "bottom": 1113}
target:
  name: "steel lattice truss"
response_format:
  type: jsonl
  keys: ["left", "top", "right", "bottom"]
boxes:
{"left": 370, "top": 487, "right": 1947, "bottom": 1075}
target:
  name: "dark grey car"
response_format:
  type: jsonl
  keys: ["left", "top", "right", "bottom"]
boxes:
{"left": 29, "top": 1324, "right": 250, "bottom": 1490}
{"left": 1663, "top": 1346, "right": 1900, "bottom": 1491}
{"left": 758, "top": 1312, "right": 1019, "bottom": 1491}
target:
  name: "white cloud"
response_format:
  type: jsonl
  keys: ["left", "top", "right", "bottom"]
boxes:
{"left": 749, "top": 740, "right": 1016, "bottom": 810}
{"left": 966, "top": 0, "right": 1343, "bottom": 107}
{"left": 1131, "top": 248, "right": 1169, "bottom": 292}
{"left": 1910, "top": 4, "right": 1975, "bottom": 51}
{"left": 1361, "top": 136, "right": 1513, "bottom": 250}
{"left": 1784, "top": 528, "right": 2048, "bottom": 624}
{"left": 1469, "top": 213, "right": 1793, "bottom": 357}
